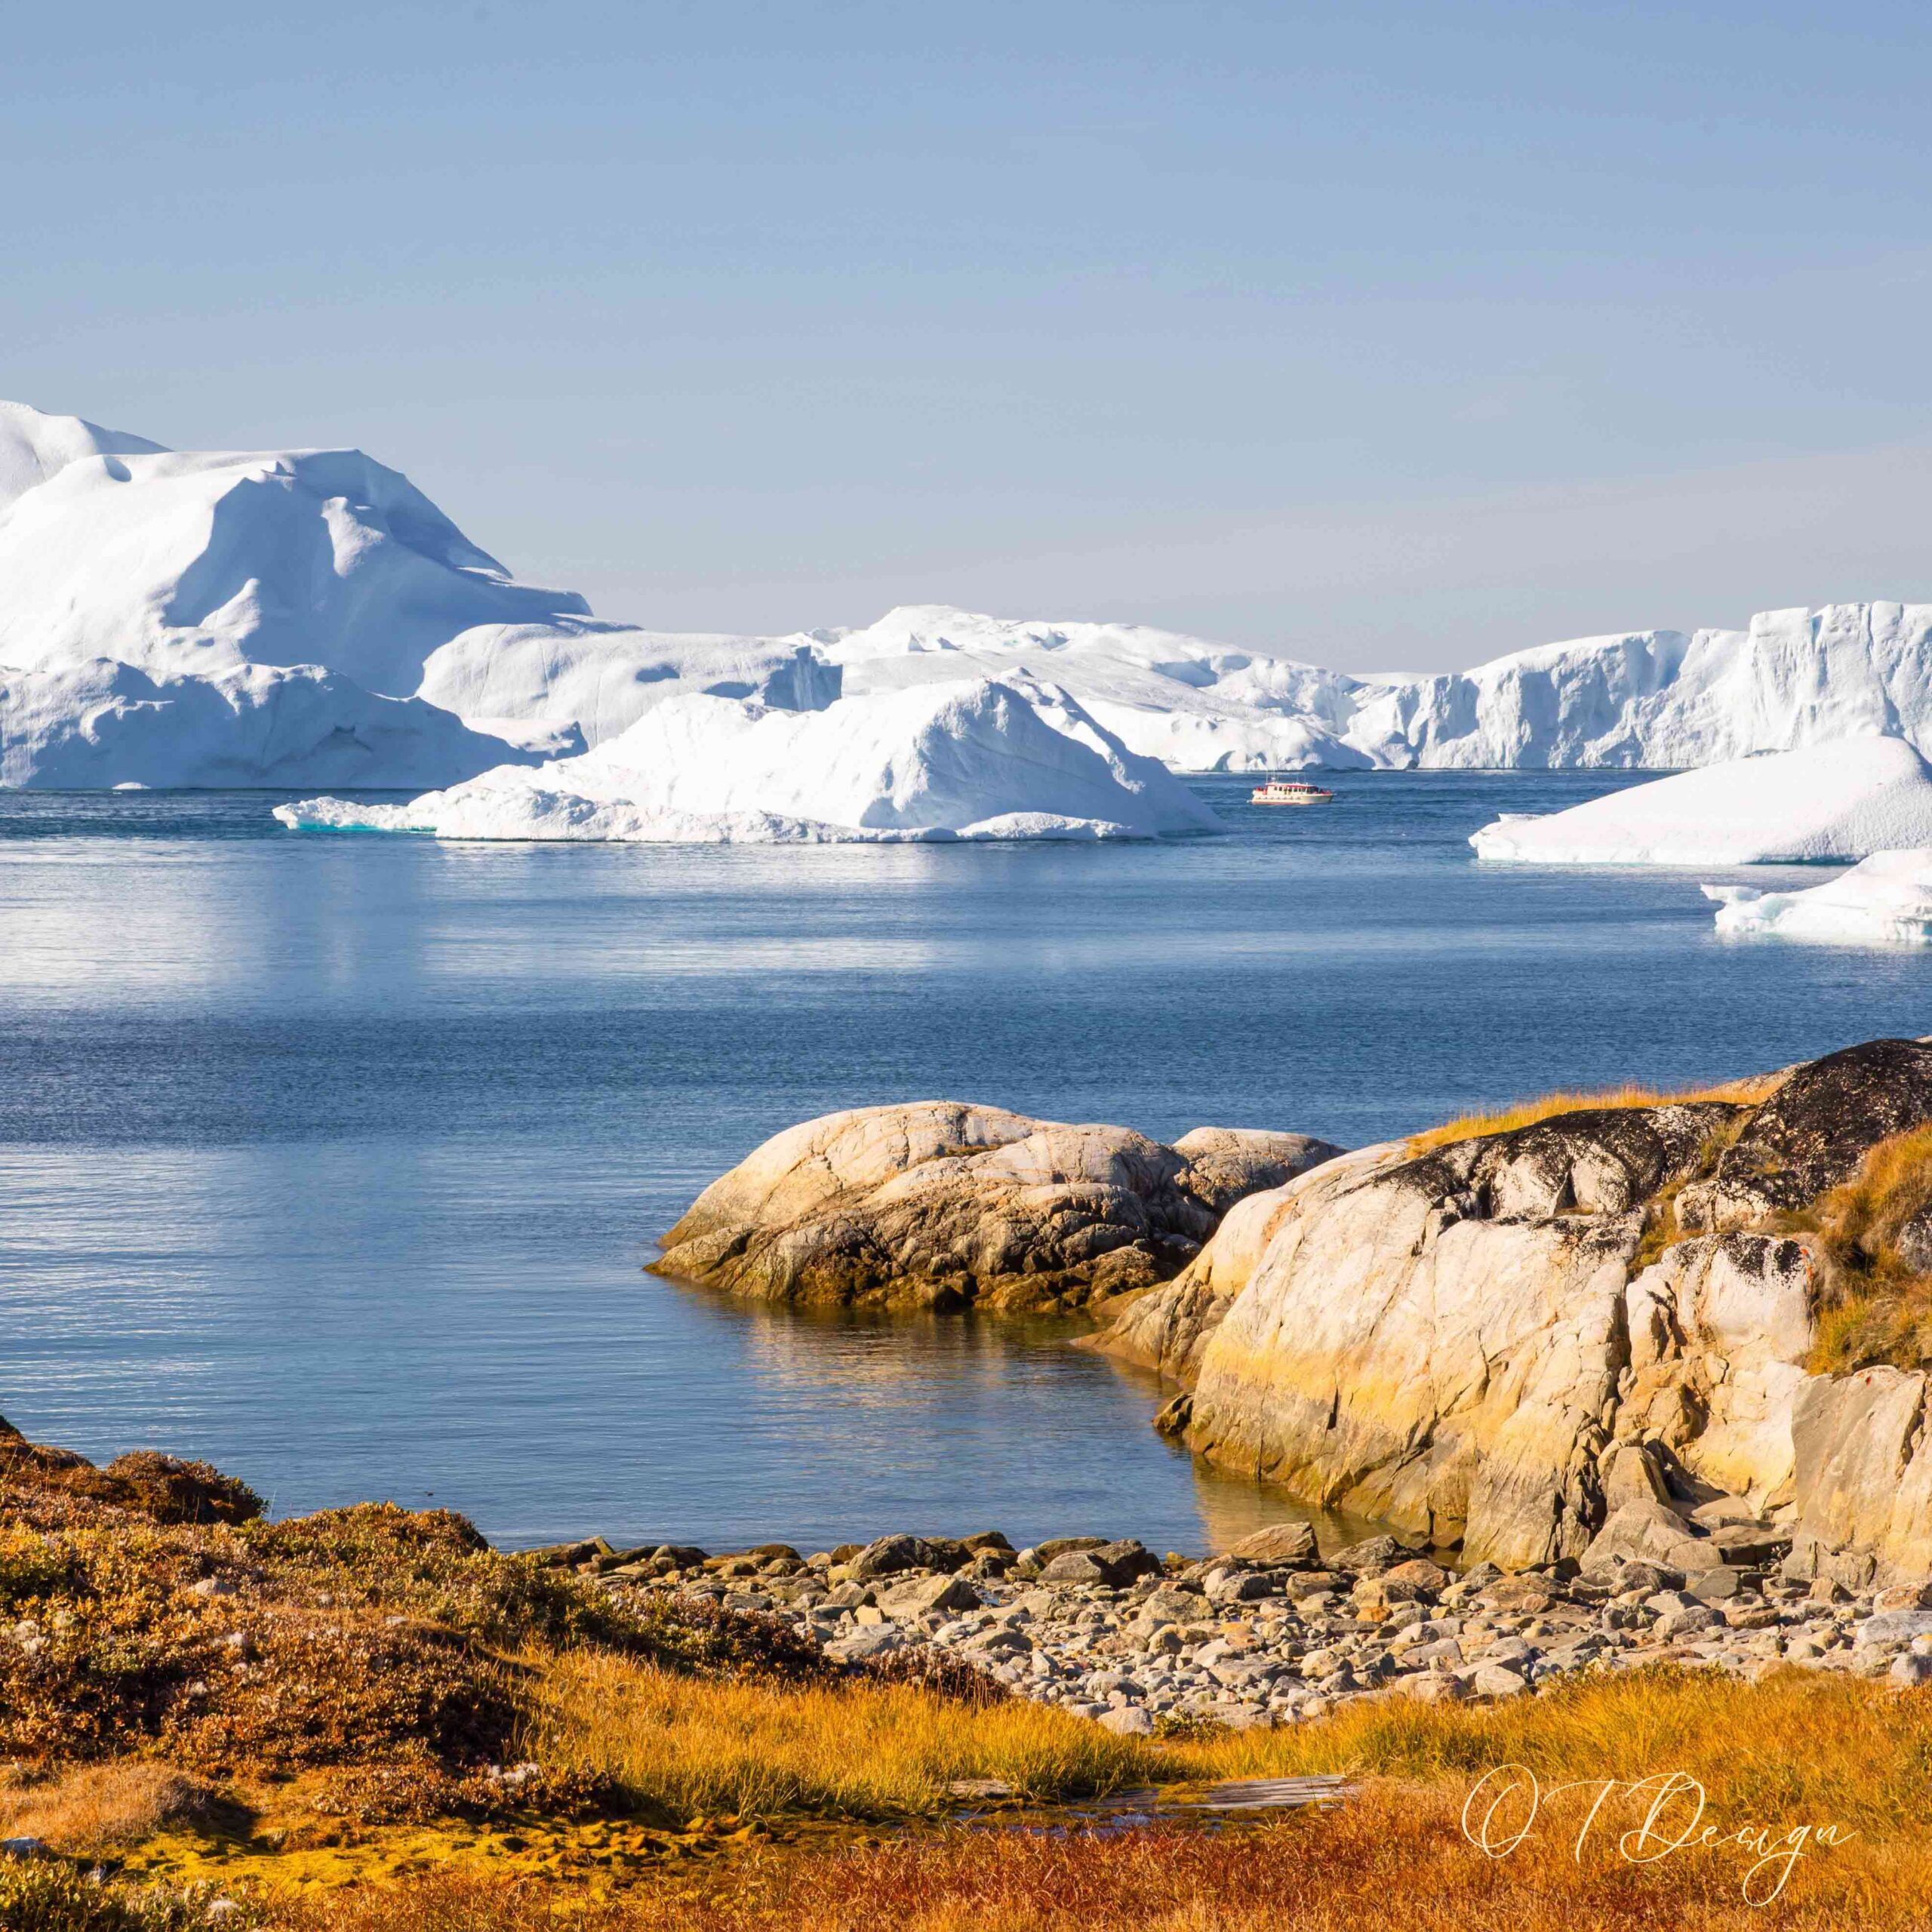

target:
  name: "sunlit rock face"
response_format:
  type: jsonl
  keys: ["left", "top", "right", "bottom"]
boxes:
{"left": 1146, "top": 1041, "right": 1932, "bottom": 1579}
{"left": 651, "top": 1101, "right": 1340, "bottom": 1316}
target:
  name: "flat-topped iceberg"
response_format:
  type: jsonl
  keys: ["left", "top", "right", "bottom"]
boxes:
{"left": 1469, "top": 739, "right": 1932, "bottom": 866}
{"left": 275, "top": 675, "right": 1222, "bottom": 844}
{"left": 1706, "top": 851, "right": 1932, "bottom": 946}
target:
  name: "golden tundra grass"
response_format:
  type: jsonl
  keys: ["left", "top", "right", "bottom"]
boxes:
{"left": 1406, "top": 1073, "right": 1782, "bottom": 1154}
{"left": 0, "top": 1760, "right": 222, "bottom": 1850}
{"left": 530, "top": 1650, "right": 1932, "bottom": 1833}
{"left": 265, "top": 1668, "right": 1932, "bottom": 1930}
{"left": 1804, "top": 1123, "right": 1932, "bottom": 1370}
{"left": 524, "top": 1651, "right": 1151, "bottom": 1820}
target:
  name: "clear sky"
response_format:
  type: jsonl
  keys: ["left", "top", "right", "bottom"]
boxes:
{"left": 7, "top": 0, "right": 1930, "bottom": 669}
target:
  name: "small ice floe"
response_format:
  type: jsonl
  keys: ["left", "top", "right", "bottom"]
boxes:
{"left": 1705, "top": 848, "right": 1932, "bottom": 946}
{"left": 1471, "top": 738, "right": 1932, "bottom": 866}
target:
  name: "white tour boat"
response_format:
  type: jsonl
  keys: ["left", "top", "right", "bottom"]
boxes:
{"left": 1250, "top": 777, "right": 1334, "bottom": 805}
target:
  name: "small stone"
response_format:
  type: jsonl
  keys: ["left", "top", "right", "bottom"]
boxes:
{"left": 1470, "top": 1665, "right": 1529, "bottom": 1699}
{"left": 1890, "top": 1653, "right": 1932, "bottom": 1687}
{"left": 1327, "top": 1536, "right": 1414, "bottom": 1576}
{"left": 1381, "top": 1558, "right": 1451, "bottom": 1592}
{"left": 1655, "top": 1606, "right": 1721, "bottom": 1640}
{"left": 0, "top": 1838, "right": 50, "bottom": 1860}
{"left": 1687, "top": 1567, "right": 1745, "bottom": 1604}
{"left": 879, "top": 1574, "right": 981, "bottom": 1616}
{"left": 1855, "top": 1611, "right": 1932, "bottom": 1651}
{"left": 849, "top": 1534, "right": 926, "bottom": 1580}
{"left": 1481, "top": 1577, "right": 1557, "bottom": 1615}
{"left": 1132, "top": 1586, "right": 1203, "bottom": 1629}
{"left": 824, "top": 1628, "right": 903, "bottom": 1662}
{"left": 1208, "top": 1569, "right": 1283, "bottom": 1604}
{"left": 189, "top": 1577, "right": 238, "bottom": 1600}
{"left": 1097, "top": 1705, "right": 1155, "bottom": 1735}
{"left": 1285, "top": 1571, "right": 1343, "bottom": 1598}
{"left": 1875, "top": 1583, "right": 1932, "bottom": 1613}
{"left": 1223, "top": 1522, "right": 1318, "bottom": 1567}
{"left": 1034, "top": 1537, "right": 1109, "bottom": 1563}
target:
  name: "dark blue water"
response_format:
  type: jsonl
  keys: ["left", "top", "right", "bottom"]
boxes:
{"left": 0, "top": 774, "right": 1924, "bottom": 1552}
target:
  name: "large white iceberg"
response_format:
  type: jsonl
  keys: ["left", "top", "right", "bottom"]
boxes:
{"left": 414, "top": 620, "right": 841, "bottom": 750}
{"left": 0, "top": 657, "right": 525, "bottom": 790}
{"left": 10, "top": 393, "right": 1932, "bottom": 789}
{"left": 1371, "top": 604, "right": 1932, "bottom": 771}
{"left": 1706, "top": 850, "right": 1932, "bottom": 946}
{"left": 1469, "top": 739, "right": 1932, "bottom": 866}
{"left": 274, "top": 675, "right": 1222, "bottom": 844}
{"left": 810, "top": 601, "right": 1932, "bottom": 774}
{"left": 819, "top": 605, "right": 1379, "bottom": 774}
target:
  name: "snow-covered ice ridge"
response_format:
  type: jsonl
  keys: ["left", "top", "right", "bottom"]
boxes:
{"left": 275, "top": 678, "right": 1220, "bottom": 844}
{"left": 5, "top": 397, "right": 1932, "bottom": 789}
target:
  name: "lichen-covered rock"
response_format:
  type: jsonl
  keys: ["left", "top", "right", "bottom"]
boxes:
{"left": 1681, "top": 1038, "right": 1932, "bottom": 1230}
{"left": 652, "top": 1103, "right": 1340, "bottom": 1313}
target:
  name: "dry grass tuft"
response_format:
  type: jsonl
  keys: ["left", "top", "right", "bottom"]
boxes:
{"left": 1407, "top": 1074, "right": 1780, "bottom": 1154}
{"left": 1801, "top": 1124, "right": 1932, "bottom": 1370}
{"left": 527, "top": 1650, "right": 1147, "bottom": 1821}
{"left": 1156, "top": 1663, "right": 1932, "bottom": 1835}
{"left": 0, "top": 1761, "right": 228, "bottom": 1851}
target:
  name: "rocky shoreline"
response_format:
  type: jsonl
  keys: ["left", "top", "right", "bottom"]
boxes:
{"left": 531, "top": 1517, "right": 1932, "bottom": 1734}
{"left": 657, "top": 1038, "right": 1932, "bottom": 1589}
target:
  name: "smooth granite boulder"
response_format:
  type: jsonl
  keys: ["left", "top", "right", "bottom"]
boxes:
{"left": 652, "top": 1102, "right": 1341, "bottom": 1314}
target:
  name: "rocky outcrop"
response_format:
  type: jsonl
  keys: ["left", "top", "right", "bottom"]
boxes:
{"left": 1083, "top": 1153, "right": 1380, "bottom": 1380}
{"left": 1679, "top": 1038, "right": 1932, "bottom": 1229}
{"left": 1786, "top": 1371, "right": 1932, "bottom": 1584}
{"left": 1156, "top": 1039, "right": 1932, "bottom": 1578}
{"left": 652, "top": 1103, "right": 1343, "bottom": 1314}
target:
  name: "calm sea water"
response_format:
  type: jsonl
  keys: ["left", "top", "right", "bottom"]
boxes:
{"left": 0, "top": 775, "right": 1924, "bottom": 1554}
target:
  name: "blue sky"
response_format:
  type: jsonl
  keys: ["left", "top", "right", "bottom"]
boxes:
{"left": 7, "top": 0, "right": 1930, "bottom": 666}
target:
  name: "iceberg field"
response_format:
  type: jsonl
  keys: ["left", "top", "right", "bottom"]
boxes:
{"left": 11, "top": 394, "right": 1932, "bottom": 792}
{"left": 1469, "top": 739, "right": 1932, "bottom": 866}
{"left": 1705, "top": 850, "right": 1932, "bottom": 946}
{"left": 274, "top": 676, "right": 1223, "bottom": 844}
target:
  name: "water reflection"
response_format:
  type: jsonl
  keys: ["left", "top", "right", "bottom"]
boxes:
{"left": 2, "top": 780, "right": 1924, "bottom": 1558}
